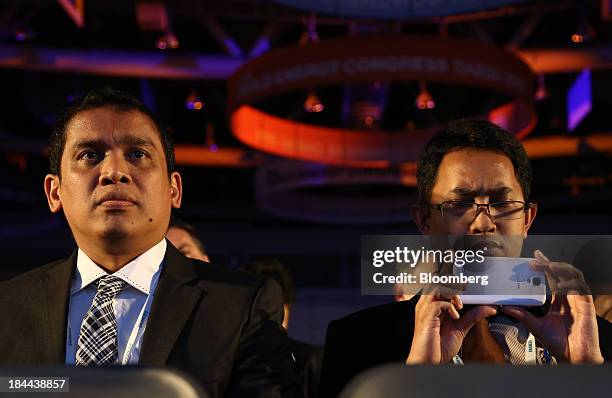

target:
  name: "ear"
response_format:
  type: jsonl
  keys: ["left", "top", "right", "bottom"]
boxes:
{"left": 522, "top": 203, "right": 538, "bottom": 238}
{"left": 411, "top": 203, "right": 430, "bottom": 234}
{"left": 169, "top": 171, "right": 183, "bottom": 209}
{"left": 44, "top": 174, "right": 63, "bottom": 213}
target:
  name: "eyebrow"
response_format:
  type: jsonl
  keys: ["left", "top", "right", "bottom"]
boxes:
{"left": 70, "top": 136, "right": 157, "bottom": 154}
{"left": 447, "top": 186, "right": 514, "bottom": 197}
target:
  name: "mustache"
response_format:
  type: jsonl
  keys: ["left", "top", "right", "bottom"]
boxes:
{"left": 457, "top": 236, "right": 505, "bottom": 251}
{"left": 95, "top": 192, "right": 137, "bottom": 205}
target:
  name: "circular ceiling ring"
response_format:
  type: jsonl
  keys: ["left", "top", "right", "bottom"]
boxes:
{"left": 228, "top": 35, "right": 536, "bottom": 167}
{"left": 255, "top": 159, "right": 417, "bottom": 224}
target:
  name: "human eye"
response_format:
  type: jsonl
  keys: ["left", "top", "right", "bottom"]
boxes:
{"left": 492, "top": 201, "right": 518, "bottom": 209}
{"left": 445, "top": 201, "right": 473, "bottom": 209}
{"left": 127, "top": 149, "right": 149, "bottom": 159}
{"left": 77, "top": 150, "right": 100, "bottom": 162}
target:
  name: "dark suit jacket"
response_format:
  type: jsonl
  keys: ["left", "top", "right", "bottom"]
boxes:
{"left": 318, "top": 296, "right": 612, "bottom": 398}
{"left": 0, "top": 242, "right": 303, "bottom": 398}
{"left": 289, "top": 338, "right": 323, "bottom": 398}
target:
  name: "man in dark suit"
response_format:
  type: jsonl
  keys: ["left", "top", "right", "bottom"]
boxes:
{"left": 240, "top": 258, "right": 324, "bottom": 398}
{"left": 319, "top": 119, "right": 612, "bottom": 397}
{"left": 0, "top": 88, "right": 302, "bottom": 398}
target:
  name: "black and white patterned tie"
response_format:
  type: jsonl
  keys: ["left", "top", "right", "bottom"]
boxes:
{"left": 75, "top": 275, "right": 125, "bottom": 366}
{"left": 488, "top": 313, "right": 530, "bottom": 364}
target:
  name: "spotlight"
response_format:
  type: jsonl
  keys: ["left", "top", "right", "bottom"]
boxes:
{"left": 185, "top": 91, "right": 204, "bottom": 111}
{"left": 299, "top": 14, "right": 319, "bottom": 45}
{"left": 571, "top": 33, "right": 584, "bottom": 43}
{"left": 304, "top": 90, "right": 324, "bottom": 113}
{"left": 206, "top": 123, "right": 218, "bottom": 152}
{"left": 15, "top": 29, "right": 26, "bottom": 41}
{"left": 157, "top": 31, "right": 179, "bottom": 50}
{"left": 14, "top": 27, "right": 34, "bottom": 42}
{"left": 534, "top": 73, "right": 548, "bottom": 101}
{"left": 572, "top": 12, "right": 596, "bottom": 44}
{"left": 415, "top": 82, "right": 435, "bottom": 110}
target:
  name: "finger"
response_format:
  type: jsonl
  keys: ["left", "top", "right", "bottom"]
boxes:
{"left": 430, "top": 300, "right": 460, "bottom": 320}
{"left": 422, "top": 284, "right": 462, "bottom": 300}
{"left": 529, "top": 249, "right": 551, "bottom": 271}
{"left": 450, "top": 295, "right": 463, "bottom": 311}
{"left": 550, "top": 292, "right": 569, "bottom": 312}
{"left": 535, "top": 249, "right": 550, "bottom": 263}
{"left": 444, "top": 302, "right": 461, "bottom": 320}
{"left": 501, "top": 306, "right": 540, "bottom": 334}
{"left": 416, "top": 292, "right": 436, "bottom": 308}
{"left": 529, "top": 259, "right": 550, "bottom": 272}
{"left": 531, "top": 250, "right": 583, "bottom": 282}
{"left": 549, "top": 262, "right": 586, "bottom": 282}
{"left": 555, "top": 280, "right": 591, "bottom": 295}
{"left": 455, "top": 305, "right": 497, "bottom": 334}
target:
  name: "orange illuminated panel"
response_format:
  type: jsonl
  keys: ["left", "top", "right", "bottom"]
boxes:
{"left": 231, "top": 106, "right": 440, "bottom": 168}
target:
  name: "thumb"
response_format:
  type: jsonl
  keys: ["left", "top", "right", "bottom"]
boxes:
{"left": 456, "top": 305, "right": 497, "bottom": 335}
{"left": 501, "top": 306, "right": 539, "bottom": 332}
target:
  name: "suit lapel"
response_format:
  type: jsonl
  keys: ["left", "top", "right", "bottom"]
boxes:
{"left": 139, "top": 242, "right": 205, "bottom": 365}
{"left": 40, "top": 253, "right": 75, "bottom": 364}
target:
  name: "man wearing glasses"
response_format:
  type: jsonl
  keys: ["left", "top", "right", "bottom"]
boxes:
{"left": 319, "top": 119, "right": 612, "bottom": 397}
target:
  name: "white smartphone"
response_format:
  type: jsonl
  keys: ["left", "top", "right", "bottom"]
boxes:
{"left": 454, "top": 256, "right": 547, "bottom": 306}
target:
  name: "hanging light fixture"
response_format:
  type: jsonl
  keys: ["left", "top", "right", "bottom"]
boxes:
{"left": 206, "top": 123, "right": 218, "bottom": 152}
{"left": 415, "top": 82, "right": 435, "bottom": 110}
{"left": 299, "top": 13, "right": 319, "bottom": 45}
{"left": 571, "top": 10, "right": 596, "bottom": 44}
{"left": 185, "top": 91, "right": 204, "bottom": 111}
{"left": 156, "top": 30, "right": 179, "bottom": 50}
{"left": 534, "top": 73, "right": 548, "bottom": 101}
{"left": 304, "top": 90, "right": 324, "bottom": 112}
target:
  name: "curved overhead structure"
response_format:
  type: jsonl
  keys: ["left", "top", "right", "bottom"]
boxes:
{"left": 272, "top": 0, "right": 527, "bottom": 20}
{"left": 256, "top": 160, "right": 417, "bottom": 224}
{"left": 228, "top": 35, "right": 536, "bottom": 167}
{"left": 232, "top": 106, "right": 438, "bottom": 168}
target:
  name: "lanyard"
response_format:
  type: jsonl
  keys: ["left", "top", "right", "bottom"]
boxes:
{"left": 68, "top": 288, "right": 155, "bottom": 365}
{"left": 525, "top": 333, "right": 536, "bottom": 364}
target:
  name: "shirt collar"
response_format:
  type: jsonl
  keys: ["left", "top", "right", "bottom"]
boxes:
{"left": 71, "top": 239, "right": 166, "bottom": 295}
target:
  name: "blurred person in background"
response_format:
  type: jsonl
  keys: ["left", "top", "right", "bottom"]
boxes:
{"left": 166, "top": 217, "right": 210, "bottom": 262}
{"left": 241, "top": 258, "right": 323, "bottom": 398}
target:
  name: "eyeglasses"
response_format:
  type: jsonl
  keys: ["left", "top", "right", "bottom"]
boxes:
{"left": 429, "top": 200, "right": 535, "bottom": 224}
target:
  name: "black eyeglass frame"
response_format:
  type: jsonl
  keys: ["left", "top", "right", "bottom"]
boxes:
{"left": 427, "top": 200, "right": 537, "bottom": 222}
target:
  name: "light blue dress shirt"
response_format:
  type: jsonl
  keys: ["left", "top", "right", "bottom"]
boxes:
{"left": 65, "top": 239, "right": 166, "bottom": 365}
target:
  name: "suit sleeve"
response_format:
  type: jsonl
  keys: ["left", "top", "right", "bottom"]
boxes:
{"left": 318, "top": 320, "right": 349, "bottom": 398}
{"left": 225, "top": 277, "right": 304, "bottom": 398}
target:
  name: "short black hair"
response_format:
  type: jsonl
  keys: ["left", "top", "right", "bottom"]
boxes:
{"left": 168, "top": 217, "right": 207, "bottom": 255}
{"left": 240, "top": 258, "right": 296, "bottom": 306}
{"left": 416, "top": 119, "right": 533, "bottom": 203}
{"left": 49, "top": 87, "right": 175, "bottom": 178}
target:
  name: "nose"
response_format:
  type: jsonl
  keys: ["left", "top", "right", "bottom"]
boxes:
{"left": 99, "top": 153, "right": 132, "bottom": 186}
{"left": 469, "top": 205, "right": 497, "bottom": 234}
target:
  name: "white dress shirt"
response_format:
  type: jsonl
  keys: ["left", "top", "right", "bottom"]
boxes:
{"left": 65, "top": 239, "right": 166, "bottom": 365}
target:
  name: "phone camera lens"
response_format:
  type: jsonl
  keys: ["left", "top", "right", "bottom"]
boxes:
{"left": 532, "top": 277, "right": 541, "bottom": 286}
